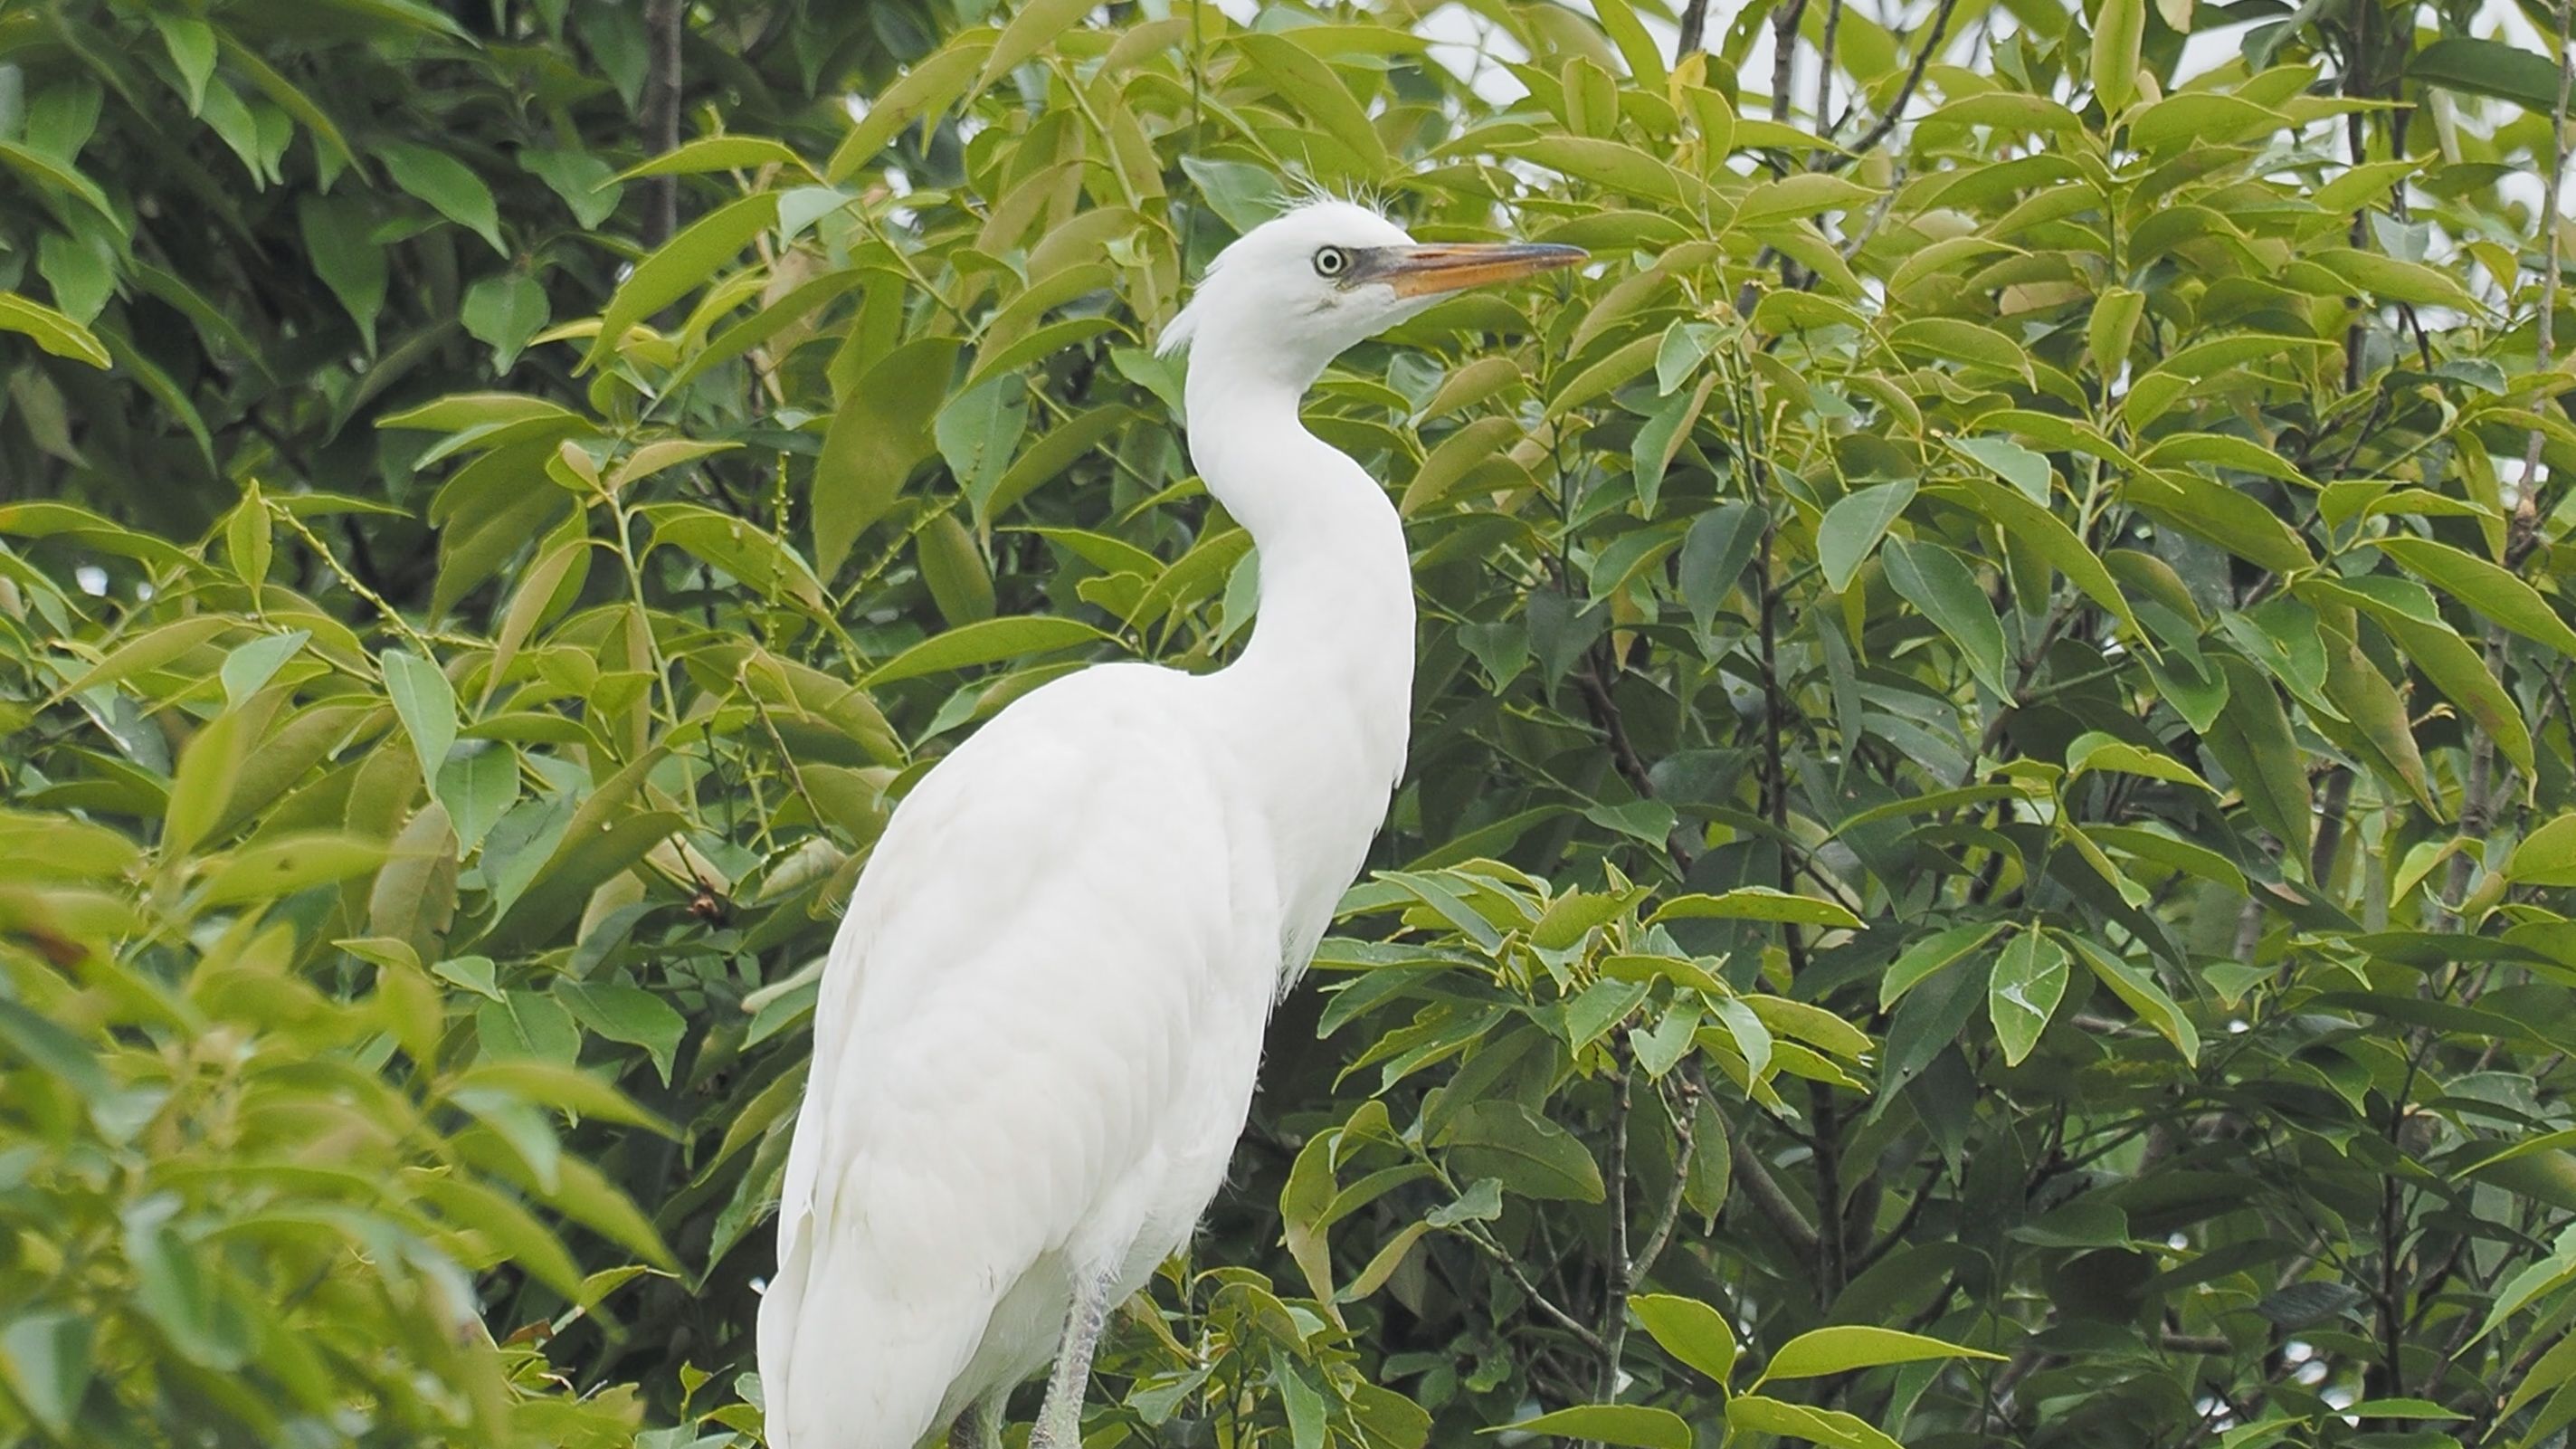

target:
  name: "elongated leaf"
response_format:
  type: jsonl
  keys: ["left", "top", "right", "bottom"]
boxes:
{"left": 1763, "top": 1325, "right": 2005, "bottom": 1381}
{"left": 1988, "top": 927, "right": 2068, "bottom": 1066}
{"left": 583, "top": 192, "right": 783, "bottom": 372}
{"left": 0, "top": 291, "right": 109, "bottom": 367}
{"left": 1650, "top": 887, "right": 1863, "bottom": 929}
{"left": 2376, "top": 537, "right": 2576, "bottom": 658}
{"left": 1631, "top": 1293, "right": 1738, "bottom": 1384}
{"left": 1444, "top": 1101, "right": 1605, "bottom": 1202}
{"left": 1491, "top": 1405, "right": 1689, "bottom": 1449}
{"left": 2411, "top": 35, "right": 2565, "bottom": 112}
{"left": 376, "top": 141, "right": 505, "bottom": 254}
{"left": 860, "top": 616, "right": 1108, "bottom": 686}
{"left": 1818, "top": 480, "right": 1916, "bottom": 593}
{"left": 1881, "top": 536, "right": 2013, "bottom": 698}
{"left": 383, "top": 650, "right": 459, "bottom": 794}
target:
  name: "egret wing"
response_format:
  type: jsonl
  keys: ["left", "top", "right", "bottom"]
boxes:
{"left": 760, "top": 667, "right": 1256, "bottom": 1447}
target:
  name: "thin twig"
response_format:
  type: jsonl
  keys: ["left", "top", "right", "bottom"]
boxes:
{"left": 265, "top": 500, "right": 433, "bottom": 658}
{"left": 1462, "top": 1226, "right": 1611, "bottom": 1355}
{"left": 1678, "top": 0, "right": 1713, "bottom": 54}
{"left": 1814, "top": 0, "right": 1844, "bottom": 139}
{"left": 1729, "top": 1132, "right": 1820, "bottom": 1253}
{"left": 642, "top": 0, "right": 685, "bottom": 247}
{"left": 1630, "top": 1085, "right": 1700, "bottom": 1283}
{"left": 1593, "top": 1060, "right": 1636, "bottom": 1418}
{"left": 1771, "top": 0, "right": 1809, "bottom": 122}
{"left": 1822, "top": 0, "right": 1963, "bottom": 169}
{"left": 2515, "top": 0, "right": 2573, "bottom": 566}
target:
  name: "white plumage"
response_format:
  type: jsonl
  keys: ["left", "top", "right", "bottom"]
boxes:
{"left": 757, "top": 200, "right": 1583, "bottom": 1449}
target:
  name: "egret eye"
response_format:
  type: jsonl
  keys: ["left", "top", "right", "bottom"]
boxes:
{"left": 1313, "top": 246, "right": 1351, "bottom": 279}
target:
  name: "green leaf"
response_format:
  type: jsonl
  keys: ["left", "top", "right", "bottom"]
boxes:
{"left": 1762, "top": 1324, "right": 2006, "bottom": 1381}
{"left": 2092, "top": 0, "right": 2146, "bottom": 112}
{"left": 1935, "top": 478, "right": 2140, "bottom": 635}
{"left": 977, "top": 0, "right": 1102, "bottom": 90}
{"left": 936, "top": 374, "right": 1030, "bottom": 510}
{"left": 1444, "top": 1101, "right": 1605, "bottom": 1202}
{"left": 2067, "top": 732, "right": 2214, "bottom": 792}
{"left": 2311, "top": 248, "right": 2483, "bottom": 312}
{"left": 1678, "top": 501, "right": 1763, "bottom": 633}
{"left": 1179, "top": 155, "right": 1289, "bottom": 234}
{"left": 380, "top": 393, "right": 580, "bottom": 433}
{"left": 916, "top": 515, "right": 997, "bottom": 628}
{"left": 0, "top": 1311, "right": 92, "bottom": 1436}
{"left": 199, "top": 832, "right": 390, "bottom": 904}
{"left": 824, "top": 36, "right": 997, "bottom": 182}
{"left": 1649, "top": 887, "right": 1864, "bottom": 929}
{"left": 0, "top": 998, "right": 108, "bottom": 1099}
{"left": 1727, "top": 1395, "right": 1904, "bottom": 1449}
{"left": 1886, "top": 318, "right": 2031, "bottom": 382}
{"left": 1880, "top": 920, "right": 2005, "bottom": 1009}
{"left": 1880, "top": 536, "right": 2013, "bottom": 698}
{"left": 462, "top": 273, "right": 550, "bottom": 373}
{"left": 613, "top": 135, "right": 808, "bottom": 181}
{"left": 1488, "top": 1405, "right": 1690, "bottom": 1449}
{"left": 554, "top": 978, "right": 685, "bottom": 1082}
{"left": 1818, "top": 480, "right": 1916, "bottom": 593}
{"left": 1630, "top": 1293, "right": 1738, "bottom": 1384}
{"left": 982, "top": 404, "right": 1132, "bottom": 521}
{"left": 0, "top": 141, "right": 114, "bottom": 223}
{"left": 1735, "top": 172, "right": 1878, "bottom": 228}
{"left": 1953, "top": 436, "right": 2050, "bottom": 502}
{"left": 1988, "top": 927, "right": 2068, "bottom": 1066}
{"left": 151, "top": 14, "right": 217, "bottom": 112}
{"left": 2200, "top": 654, "right": 2313, "bottom": 863}
{"left": 523, "top": 148, "right": 624, "bottom": 228}
{"left": 1509, "top": 136, "right": 1688, "bottom": 206}
{"left": 583, "top": 191, "right": 783, "bottom": 372}
{"left": 407, "top": 1173, "right": 593, "bottom": 1308}
{"left": 2410, "top": 36, "right": 2566, "bottom": 112}
{"left": 2309, "top": 575, "right": 2534, "bottom": 775}
{"left": 2064, "top": 935, "right": 2201, "bottom": 1064}
{"left": 2510, "top": 815, "right": 2576, "bottom": 888}
{"left": 813, "top": 334, "right": 962, "bottom": 576}
{"left": 641, "top": 502, "right": 826, "bottom": 612}
{"left": 375, "top": 141, "right": 505, "bottom": 254}
{"left": 447, "top": 1059, "right": 679, "bottom": 1138}
{"left": 436, "top": 743, "right": 521, "bottom": 857}
{"left": 0, "top": 291, "right": 109, "bottom": 367}
{"left": 299, "top": 193, "right": 389, "bottom": 351}
{"left": 165, "top": 708, "right": 254, "bottom": 859}
{"left": 1235, "top": 33, "right": 1390, "bottom": 175}
{"left": 860, "top": 615, "right": 1108, "bottom": 687}
{"left": 2376, "top": 537, "right": 2576, "bottom": 659}
{"left": 383, "top": 650, "right": 459, "bottom": 795}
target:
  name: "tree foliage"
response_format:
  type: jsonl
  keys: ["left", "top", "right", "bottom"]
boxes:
{"left": 5, "top": 0, "right": 2576, "bottom": 1446}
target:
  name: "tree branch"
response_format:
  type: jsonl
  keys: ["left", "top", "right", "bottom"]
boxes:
{"left": 1678, "top": 0, "right": 1713, "bottom": 54}
{"left": 641, "top": 0, "right": 685, "bottom": 247}
{"left": 1822, "top": 0, "right": 1963, "bottom": 169}
{"left": 1730, "top": 1132, "right": 1820, "bottom": 1254}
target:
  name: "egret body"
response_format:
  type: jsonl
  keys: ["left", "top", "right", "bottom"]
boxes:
{"left": 757, "top": 201, "right": 1582, "bottom": 1449}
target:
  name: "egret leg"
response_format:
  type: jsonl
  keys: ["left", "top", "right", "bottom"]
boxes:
{"left": 951, "top": 1392, "right": 1005, "bottom": 1449}
{"left": 1029, "top": 1271, "right": 1118, "bottom": 1449}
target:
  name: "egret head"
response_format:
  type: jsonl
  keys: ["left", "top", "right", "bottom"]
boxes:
{"left": 1157, "top": 199, "right": 1584, "bottom": 391}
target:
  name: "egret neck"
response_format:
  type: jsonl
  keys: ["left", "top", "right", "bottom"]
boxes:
{"left": 1183, "top": 357, "right": 1415, "bottom": 974}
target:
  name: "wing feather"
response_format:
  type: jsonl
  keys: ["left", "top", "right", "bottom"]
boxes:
{"left": 760, "top": 665, "right": 1258, "bottom": 1448}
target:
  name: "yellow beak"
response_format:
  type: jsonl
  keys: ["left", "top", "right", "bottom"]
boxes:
{"left": 1364, "top": 242, "right": 1590, "bottom": 298}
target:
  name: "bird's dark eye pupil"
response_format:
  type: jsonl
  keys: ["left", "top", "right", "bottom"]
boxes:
{"left": 1315, "top": 248, "right": 1346, "bottom": 277}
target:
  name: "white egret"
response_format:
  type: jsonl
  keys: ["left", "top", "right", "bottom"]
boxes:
{"left": 756, "top": 200, "right": 1583, "bottom": 1449}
